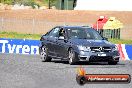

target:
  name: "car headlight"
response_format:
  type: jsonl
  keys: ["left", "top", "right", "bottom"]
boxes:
{"left": 77, "top": 45, "right": 91, "bottom": 51}
{"left": 112, "top": 46, "right": 118, "bottom": 52}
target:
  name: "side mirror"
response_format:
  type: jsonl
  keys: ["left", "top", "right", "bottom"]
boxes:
{"left": 58, "top": 36, "right": 64, "bottom": 40}
{"left": 103, "top": 37, "right": 108, "bottom": 41}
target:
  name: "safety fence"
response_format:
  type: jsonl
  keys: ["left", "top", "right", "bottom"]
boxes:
{"left": 0, "top": 18, "right": 132, "bottom": 39}
{"left": 97, "top": 29, "right": 121, "bottom": 39}
{"left": 0, "top": 17, "right": 88, "bottom": 34}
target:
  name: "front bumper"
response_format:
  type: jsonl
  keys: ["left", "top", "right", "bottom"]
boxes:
{"left": 78, "top": 51, "right": 120, "bottom": 62}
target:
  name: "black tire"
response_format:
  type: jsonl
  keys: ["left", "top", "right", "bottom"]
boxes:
{"left": 108, "top": 61, "right": 118, "bottom": 65}
{"left": 76, "top": 75, "right": 87, "bottom": 85}
{"left": 68, "top": 48, "right": 78, "bottom": 65}
{"left": 40, "top": 45, "right": 52, "bottom": 62}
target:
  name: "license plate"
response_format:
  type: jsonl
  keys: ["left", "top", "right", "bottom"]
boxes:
{"left": 97, "top": 53, "right": 106, "bottom": 56}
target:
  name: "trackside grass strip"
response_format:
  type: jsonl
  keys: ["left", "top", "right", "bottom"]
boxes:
{"left": 0, "top": 32, "right": 132, "bottom": 44}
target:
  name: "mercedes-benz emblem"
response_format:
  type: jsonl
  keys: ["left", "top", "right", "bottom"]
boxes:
{"left": 99, "top": 47, "right": 103, "bottom": 51}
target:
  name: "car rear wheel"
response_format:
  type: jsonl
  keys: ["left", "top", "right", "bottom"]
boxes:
{"left": 108, "top": 61, "right": 118, "bottom": 65}
{"left": 41, "top": 45, "right": 52, "bottom": 62}
{"left": 68, "top": 48, "right": 78, "bottom": 65}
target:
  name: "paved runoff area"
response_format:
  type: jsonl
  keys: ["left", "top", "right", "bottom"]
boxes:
{"left": 0, "top": 53, "right": 132, "bottom": 88}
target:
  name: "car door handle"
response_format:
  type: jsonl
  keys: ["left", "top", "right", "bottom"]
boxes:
{"left": 55, "top": 42, "right": 61, "bottom": 45}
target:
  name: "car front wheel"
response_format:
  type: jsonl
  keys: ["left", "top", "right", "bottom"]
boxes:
{"left": 41, "top": 45, "right": 52, "bottom": 62}
{"left": 68, "top": 48, "right": 78, "bottom": 65}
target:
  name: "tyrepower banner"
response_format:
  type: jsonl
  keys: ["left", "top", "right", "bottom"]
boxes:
{"left": 0, "top": 38, "right": 39, "bottom": 55}
{"left": 0, "top": 38, "right": 132, "bottom": 60}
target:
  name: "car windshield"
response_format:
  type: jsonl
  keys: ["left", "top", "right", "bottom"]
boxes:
{"left": 67, "top": 28, "right": 103, "bottom": 40}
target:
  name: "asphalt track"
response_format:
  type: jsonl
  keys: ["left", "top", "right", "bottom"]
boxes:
{"left": 0, "top": 53, "right": 132, "bottom": 88}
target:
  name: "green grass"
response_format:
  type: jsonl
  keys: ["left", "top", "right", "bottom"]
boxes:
{"left": 0, "top": 32, "right": 132, "bottom": 44}
{"left": 109, "top": 39, "right": 132, "bottom": 44}
{"left": 0, "top": 32, "right": 41, "bottom": 40}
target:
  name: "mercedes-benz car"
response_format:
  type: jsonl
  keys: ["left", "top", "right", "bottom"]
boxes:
{"left": 39, "top": 26, "right": 120, "bottom": 65}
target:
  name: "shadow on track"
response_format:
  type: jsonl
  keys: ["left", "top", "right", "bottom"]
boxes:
{"left": 49, "top": 59, "right": 125, "bottom": 66}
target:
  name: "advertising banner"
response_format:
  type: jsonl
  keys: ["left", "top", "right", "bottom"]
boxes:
{"left": 0, "top": 38, "right": 132, "bottom": 60}
{"left": 0, "top": 38, "right": 39, "bottom": 55}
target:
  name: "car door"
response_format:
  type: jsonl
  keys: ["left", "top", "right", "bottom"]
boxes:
{"left": 56, "top": 39, "right": 68, "bottom": 59}
{"left": 55, "top": 28, "right": 68, "bottom": 59}
{"left": 46, "top": 27, "right": 60, "bottom": 57}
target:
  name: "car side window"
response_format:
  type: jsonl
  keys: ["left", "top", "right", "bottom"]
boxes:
{"left": 59, "top": 28, "right": 65, "bottom": 37}
{"left": 48, "top": 28, "right": 60, "bottom": 38}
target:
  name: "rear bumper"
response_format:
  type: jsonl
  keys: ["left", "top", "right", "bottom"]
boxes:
{"left": 78, "top": 51, "right": 120, "bottom": 62}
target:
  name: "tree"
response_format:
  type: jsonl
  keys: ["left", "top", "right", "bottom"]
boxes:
{"left": 43, "top": 0, "right": 57, "bottom": 7}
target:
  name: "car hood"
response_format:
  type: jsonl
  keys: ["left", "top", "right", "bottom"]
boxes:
{"left": 69, "top": 39, "right": 115, "bottom": 47}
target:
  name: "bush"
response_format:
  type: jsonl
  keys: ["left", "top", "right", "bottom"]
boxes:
{"left": 20, "top": 0, "right": 40, "bottom": 9}
{"left": 3, "top": 0, "right": 13, "bottom": 5}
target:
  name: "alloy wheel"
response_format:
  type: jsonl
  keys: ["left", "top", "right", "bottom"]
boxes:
{"left": 41, "top": 46, "right": 47, "bottom": 60}
{"left": 69, "top": 49, "right": 75, "bottom": 64}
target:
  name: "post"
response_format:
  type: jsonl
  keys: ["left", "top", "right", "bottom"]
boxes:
{"left": 1, "top": 17, "right": 4, "bottom": 32}
{"left": 67, "top": 0, "right": 68, "bottom": 10}
{"left": 32, "top": 19, "right": 35, "bottom": 34}
{"left": 48, "top": 0, "right": 50, "bottom": 9}
{"left": 97, "top": 21, "right": 98, "bottom": 31}
{"left": 60, "top": 0, "right": 61, "bottom": 9}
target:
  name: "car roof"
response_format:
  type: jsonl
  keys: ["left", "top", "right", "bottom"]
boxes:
{"left": 56, "top": 26, "right": 92, "bottom": 30}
